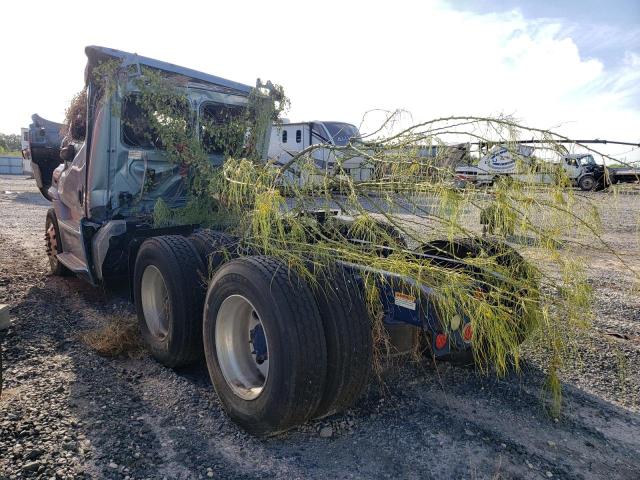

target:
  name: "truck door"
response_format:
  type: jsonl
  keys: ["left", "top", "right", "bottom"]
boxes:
{"left": 54, "top": 142, "right": 93, "bottom": 280}
{"left": 563, "top": 156, "right": 580, "bottom": 181}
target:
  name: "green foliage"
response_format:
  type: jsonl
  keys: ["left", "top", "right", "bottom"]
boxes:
{"left": 0, "top": 149, "right": 22, "bottom": 157}
{"left": 84, "top": 59, "right": 636, "bottom": 410}
{"left": 0, "top": 133, "right": 21, "bottom": 152}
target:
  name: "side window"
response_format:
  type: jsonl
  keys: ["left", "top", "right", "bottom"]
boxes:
{"left": 200, "top": 102, "right": 245, "bottom": 155}
{"left": 282, "top": 130, "right": 288, "bottom": 143}
{"left": 121, "top": 96, "right": 157, "bottom": 148}
{"left": 296, "top": 129, "right": 301, "bottom": 143}
{"left": 122, "top": 95, "right": 190, "bottom": 149}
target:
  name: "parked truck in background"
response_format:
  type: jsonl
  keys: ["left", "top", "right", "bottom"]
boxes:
{"left": 455, "top": 143, "right": 640, "bottom": 191}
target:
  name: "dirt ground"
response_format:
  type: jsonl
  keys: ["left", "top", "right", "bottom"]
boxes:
{"left": 1, "top": 174, "right": 639, "bottom": 480}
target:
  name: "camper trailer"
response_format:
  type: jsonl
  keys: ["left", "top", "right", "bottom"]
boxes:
{"left": 267, "top": 121, "right": 373, "bottom": 185}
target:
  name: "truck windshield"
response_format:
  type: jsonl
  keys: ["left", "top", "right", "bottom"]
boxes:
{"left": 577, "top": 155, "right": 595, "bottom": 166}
{"left": 322, "top": 122, "right": 361, "bottom": 146}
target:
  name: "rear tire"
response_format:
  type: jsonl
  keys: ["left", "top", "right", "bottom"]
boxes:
{"left": 188, "top": 230, "right": 240, "bottom": 278}
{"left": 134, "top": 235, "right": 206, "bottom": 368}
{"left": 203, "top": 256, "right": 327, "bottom": 435}
{"left": 311, "top": 268, "right": 372, "bottom": 418}
{"left": 45, "top": 209, "right": 70, "bottom": 276}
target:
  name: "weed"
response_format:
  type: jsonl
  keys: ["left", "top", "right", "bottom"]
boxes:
{"left": 80, "top": 314, "right": 143, "bottom": 358}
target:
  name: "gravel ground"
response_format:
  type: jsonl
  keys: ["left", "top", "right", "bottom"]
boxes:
{"left": 1, "top": 174, "right": 639, "bottom": 479}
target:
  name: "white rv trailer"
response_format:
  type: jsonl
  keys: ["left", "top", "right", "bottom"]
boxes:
{"left": 267, "top": 121, "right": 372, "bottom": 186}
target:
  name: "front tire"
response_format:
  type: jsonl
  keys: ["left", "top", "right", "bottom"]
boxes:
{"left": 203, "top": 256, "right": 327, "bottom": 435}
{"left": 45, "top": 209, "right": 70, "bottom": 276}
{"left": 134, "top": 235, "right": 206, "bottom": 368}
{"left": 578, "top": 174, "right": 596, "bottom": 191}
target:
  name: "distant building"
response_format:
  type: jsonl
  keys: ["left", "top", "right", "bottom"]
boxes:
{"left": 21, "top": 127, "right": 33, "bottom": 173}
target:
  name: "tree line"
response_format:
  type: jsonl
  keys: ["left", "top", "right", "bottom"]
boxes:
{"left": 0, "top": 133, "right": 22, "bottom": 153}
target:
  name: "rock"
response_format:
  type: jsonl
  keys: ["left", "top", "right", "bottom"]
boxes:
{"left": 547, "top": 440, "right": 556, "bottom": 447}
{"left": 319, "top": 426, "right": 333, "bottom": 438}
{"left": 22, "top": 461, "right": 41, "bottom": 472}
{"left": 62, "top": 441, "right": 76, "bottom": 451}
{"left": 26, "top": 448, "right": 44, "bottom": 460}
{"left": 108, "top": 462, "right": 118, "bottom": 469}
{"left": 546, "top": 472, "right": 553, "bottom": 478}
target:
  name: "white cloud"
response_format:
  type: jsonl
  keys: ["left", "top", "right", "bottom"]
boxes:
{"left": 0, "top": 0, "right": 637, "bottom": 160}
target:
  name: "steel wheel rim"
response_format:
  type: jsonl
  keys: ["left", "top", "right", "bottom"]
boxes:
{"left": 215, "top": 294, "right": 269, "bottom": 400}
{"left": 141, "top": 265, "right": 170, "bottom": 339}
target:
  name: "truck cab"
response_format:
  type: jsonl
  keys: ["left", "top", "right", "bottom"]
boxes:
{"left": 561, "top": 153, "right": 604, "bottom": 190}
{"left": 35, "top": 45, "right": 265, "bottom": 284}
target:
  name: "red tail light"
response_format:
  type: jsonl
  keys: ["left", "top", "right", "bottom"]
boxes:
{"left": 435, "top": 333, "right": 448, "bottom": 350}
{"left": 462, "top": 324, "right": 473, "bottom": 342}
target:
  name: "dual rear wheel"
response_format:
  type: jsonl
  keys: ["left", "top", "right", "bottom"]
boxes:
{"left": 133, "top": 233, "right": 373, "bottom": 435}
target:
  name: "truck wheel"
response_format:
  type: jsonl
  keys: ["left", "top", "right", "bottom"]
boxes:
{"left": 578, "top": 175, "right": 596, "bottom": 191}
{"left": 203, "top": 256, "right": 327, "bottom": 435}
{"left": 45, "top": 209, "right": 70, "bottom": 276}
{"left": 134, "top": 235, "right": 206, "bottom": 368}
{"left": 188, "top": 230, "right": 240, "bottom": 278}
{"left": 311, "top": 268, "right": 372, "bottom": 419}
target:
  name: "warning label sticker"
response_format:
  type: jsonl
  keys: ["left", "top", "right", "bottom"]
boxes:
{"left": 394, "top": 292, "right": 416, "bottom": 310}
{"left": 128, "top": 150, "right": 143, "bottom": 160}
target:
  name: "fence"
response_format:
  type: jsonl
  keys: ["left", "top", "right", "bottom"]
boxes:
{"left": 0, "top": 156, "right": 24, "bottom": 175}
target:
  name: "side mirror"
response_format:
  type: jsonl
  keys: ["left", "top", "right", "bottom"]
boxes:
{"left": 60, "top": 144, "right": 76, "bottom": 162}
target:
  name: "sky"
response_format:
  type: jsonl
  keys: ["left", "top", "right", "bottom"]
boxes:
{"left": 1, "top": 0, "right": 638, "bottom": 161}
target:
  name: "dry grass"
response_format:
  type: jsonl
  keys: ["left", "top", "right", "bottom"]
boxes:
{"left": 80, "top": 314, "right": 143, "bottom": 358}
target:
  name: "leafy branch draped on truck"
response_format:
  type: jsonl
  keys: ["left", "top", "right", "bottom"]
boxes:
{"left": 27, "top": 46, "right": 637, "bottom": 435}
